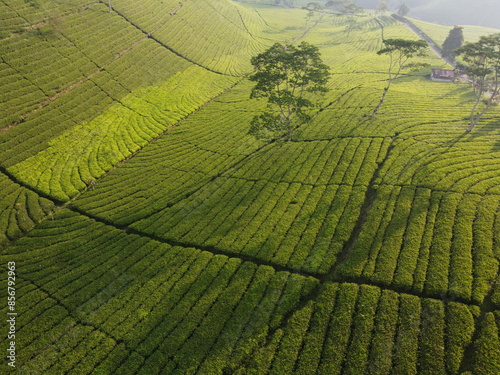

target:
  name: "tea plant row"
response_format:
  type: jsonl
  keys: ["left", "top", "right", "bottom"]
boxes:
{"left": 0, "top": 209, "right": 318, "bottom": 373}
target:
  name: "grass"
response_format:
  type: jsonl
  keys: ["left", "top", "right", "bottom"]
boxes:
{"left": 1, "top": 0, "right": 500, "bottom": 373}
{"left": 408, "top": 17, "right": 500, "bottom": 46}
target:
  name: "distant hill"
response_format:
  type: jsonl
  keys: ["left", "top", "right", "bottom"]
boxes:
{"left": 357, "top": 0, "right": 500, "bottom": 28}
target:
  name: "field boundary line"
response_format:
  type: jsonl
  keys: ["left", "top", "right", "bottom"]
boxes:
{"left": 377, "top": 182, "right": 500, "bottom": 197}
{"left": 97, "top": 0, "right": 236, "bottom": 77}
{"left": 21, "top": 3, "right": 95, "bottom": 32}
{"left": 0, "top": 78, "right": 244, "bottom": 248}
{"left": 16, "top": 275, "right": 145, "bottom": 365}
{"left": 66, "top": 203, "right": 497, "bottom": 311}
{"left": 66, "top": 205, "right": 322, "bottom": 280}
{"left": 0, "top": 0, "right": 205, "bottom": 135}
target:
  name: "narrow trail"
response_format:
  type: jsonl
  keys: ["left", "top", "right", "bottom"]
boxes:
{"left": 327, "top": 138, "right": 397, "bottom": 281}
{"left": 291, "top": 14, "right": 325, "bottom": 44}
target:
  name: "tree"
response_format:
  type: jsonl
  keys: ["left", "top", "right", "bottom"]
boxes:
{"left": 249, "top": 42, "right": 330, "bottom": 141}
{"left": 376, "top": 0, "right": 388, "bottom": 14}
{"left": 275, "top": 0, "right": 293, "bottom": 7}
{"left": 371, "top": 38, "right": 428, "bottom": 116}
{"left": 108, "top": 0, "right": 112, "bottom": 13}
{"left": 340, "top": 3, "right": 363, "bottom": 16}
{"left": 325, "top": 0, "right": 344, "bottom": 10}
{"left": 303, "top": 2, "right": 323, "bottom": 11}
{"left": 442, "top": 26, "right": 464, "bottom": 59}
{"left": 398, "top": 3, "right": 410, "bottom": 16}
{"left": 305, "top": 10, "right": 315, "bottom": 26}
{"left": 455, "top": 33, "right": 500, "bottom": 131}
{"left": 345, "top": 15, "right": 362, "bottom": 35}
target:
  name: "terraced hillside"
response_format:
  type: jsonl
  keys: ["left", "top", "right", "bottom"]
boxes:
{"left": 1, "top": 1, "right": 500, "bottom": 374}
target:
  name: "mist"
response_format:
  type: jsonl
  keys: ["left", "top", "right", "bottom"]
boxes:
{"left": 355, "top": 0, "right": 500, "bottom": 28}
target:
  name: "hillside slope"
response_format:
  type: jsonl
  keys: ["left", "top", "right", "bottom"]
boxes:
{"left": 1, "top": 2, "right": 500, "bottom": 374}
{"left": 0, "top": 0, "right": 269, "bottom": 195}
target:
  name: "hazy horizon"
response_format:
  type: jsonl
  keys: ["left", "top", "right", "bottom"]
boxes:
{"left": 356, "top": 0, "right": 500, "bottom": 28}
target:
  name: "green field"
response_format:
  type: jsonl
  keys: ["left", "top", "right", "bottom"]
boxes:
{"left": 407, "top": 17, "right": 500, "bottom": 51}
{"left": 1, "top": 0, "right": 500, "bottom": 373}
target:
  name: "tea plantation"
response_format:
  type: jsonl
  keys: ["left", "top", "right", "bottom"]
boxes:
{"left": 1, "top": 0, "right": 500, "bottom": 374}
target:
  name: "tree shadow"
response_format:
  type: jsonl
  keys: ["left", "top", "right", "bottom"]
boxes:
{"left": 24, "top": 0, "right": 40, "bottom": 8}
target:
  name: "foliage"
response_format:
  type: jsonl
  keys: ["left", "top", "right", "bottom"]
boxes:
{"left": 249, "top": 42, "right": 330, "bottom": 140}
{"left": 325, "top": 0, "right": 344, "bottom": 10}
{"left": 442, "top": 26, "right": 464, "bottom": 59}
{"left": 455, "top": 33, "right": 500, "bottom": 131}
{"left": 345, "top": 15, "right": 362, "bottom": 35}
{"left": 376, "top": 0, "right": 388, "bottom": 14}
{"left": 340, "top": 3, "right": 363, "bottom": 16}
{"left": 8, "top": 67, "right": 236, "bottom": 201}
{"left": 0, "top": 172, "right": 54, "bottom": 244}
{"left": 397, "top": 3, "right": 410, "bottom": 17}
{"left": 303, "top": 2, "right": 323, "bottom": 11}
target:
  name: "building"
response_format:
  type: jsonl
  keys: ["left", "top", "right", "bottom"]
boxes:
{"left": 431, "top": 68, "right": 456, "bottom": 82}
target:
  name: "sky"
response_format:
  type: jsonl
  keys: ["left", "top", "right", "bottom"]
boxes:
{"left": 356, "top": 0, "right": 500, "bottom": 28}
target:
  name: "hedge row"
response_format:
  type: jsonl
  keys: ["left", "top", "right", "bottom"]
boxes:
{"left": 240, "top": 282, "right": 477, "bottom": 374}
{"left": 1, "top": 208, "right": 319, "bottom": 373}
{"left": 338, "top": 186, "right": 500, "bottom": 304}
{"left": 7, "top": 66, "right": 237, "bottom": 201}
{"left": 0, "top": 172, "right": 54, "bottom": 244}
{"left": 376, "top": 136, "right": 500, "bottom": 194}
{"left": 112, "top": 0, "right": 268, "bottom": 75}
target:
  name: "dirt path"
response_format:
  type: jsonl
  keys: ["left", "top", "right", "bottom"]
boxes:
{"left": 391, "top": 14, "right": 456, "bottom": 67}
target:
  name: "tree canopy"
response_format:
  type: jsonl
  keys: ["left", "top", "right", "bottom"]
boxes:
{"left": 455, "top": 33, "right": 500, "bottom": 131}
{"left": 397, "top": 3, "right": 410, "bottom": 17}
{"left": 376, "top": 0, "right": 388, "bottom": 14}
{"left": 249, "top": 42, "right": 330, "bottom": 141}
{"left": 442, "top": 26, "right": 464, "bottom": 59}
{"left": 303, "top": 2, "right": 323, "bottom": 11}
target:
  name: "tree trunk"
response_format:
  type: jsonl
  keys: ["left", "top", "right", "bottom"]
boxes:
{"left": 467, "top": 87, "right": 498, "bottom": 131}
{"left": 286, "top": 118, "right": 292, "bottom": 141}
{"left": 468, "top": 101, "right": 493, "bottom": 131}
{"left": 108, "top": 0, "right": 112, "bottom": 13}
{"left": 467, "top": 96, "right": 482, "bottom": 131}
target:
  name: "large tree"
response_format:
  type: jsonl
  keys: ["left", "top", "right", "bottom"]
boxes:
{"left": 249, "top": 42, "right": 330, "bottom": 141}
{"left": 372, "top": 38, "right": 428, "bottom": 116}
{"left": 325, "top": 0, "right": 344, "bottom": 10}
{"left": 340, "top": 2, "right": 363, "bottom": 16}
{"left": 442, "top": 26, "right": 464, "bottom": 59}
{"left": 398, "top": 3, "right": 410, "bottom": 16}
{"left": 303, "top": 2, "right": 323, "bottom": 11}
{"left": 345, "top": 15, "right": 362, "bottom": 35}
{"left": 376, "top": 0, "right": 388, "bottom": 14}
{"left": 455, "top": 33, "right": 500, "bottom": 131}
